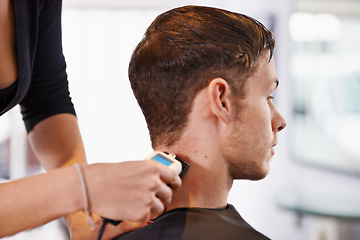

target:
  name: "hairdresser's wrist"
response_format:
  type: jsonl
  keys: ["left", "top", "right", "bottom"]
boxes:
{"left": 62, "top": 165, "right": 86, "bottom": 215}
{"left": 79, "top": 163, "right": 98, "bottom": 212}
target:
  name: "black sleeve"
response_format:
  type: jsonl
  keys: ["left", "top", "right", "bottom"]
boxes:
{"left": 20, "top": 0, "right": 76, "bottom": 132}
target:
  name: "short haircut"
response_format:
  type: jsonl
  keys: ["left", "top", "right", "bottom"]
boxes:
{"left": 129, "top": 5, "right": 275, "bottom": 147}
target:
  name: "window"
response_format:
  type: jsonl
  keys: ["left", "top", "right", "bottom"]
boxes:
{"left": 290, "top": 13, "right": 360, "bottom": 175}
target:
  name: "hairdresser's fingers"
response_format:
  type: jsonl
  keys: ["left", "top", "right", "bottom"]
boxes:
{"left": 155, "top": 181, "right": 173, "bottom": 205}
{"left": 154, "top": 161, "right": 182, "bottom": 190}
{"left": 149, "top": 194, "right": 166, "bottom": 220}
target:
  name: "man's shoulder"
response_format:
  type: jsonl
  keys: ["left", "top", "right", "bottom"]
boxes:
{"left": 113, "top": 205, "right": 270, "bottom": 240}
{"left": 113, "top": 208, "right": 187, "bottom": 240}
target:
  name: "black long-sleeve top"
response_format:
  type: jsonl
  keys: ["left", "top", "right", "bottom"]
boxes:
{"left": 0, "top": 0, "right": 76, "bottom": 132}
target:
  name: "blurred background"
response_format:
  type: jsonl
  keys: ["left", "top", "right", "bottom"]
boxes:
{"left": 1, "top": 0, "right": 360, "bottom": 239}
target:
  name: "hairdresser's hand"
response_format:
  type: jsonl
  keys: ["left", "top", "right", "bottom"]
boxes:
{"left": 82, "top": 160, "right": 181, "bottom": 223}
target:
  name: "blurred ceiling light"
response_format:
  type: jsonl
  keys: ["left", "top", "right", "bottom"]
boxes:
{"left": 289, "top": 12, "right": 342, "bottom": 42}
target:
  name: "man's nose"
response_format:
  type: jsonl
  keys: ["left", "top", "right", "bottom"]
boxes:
{"left": 272, "top": 108, "right": 287, "bottom": 132}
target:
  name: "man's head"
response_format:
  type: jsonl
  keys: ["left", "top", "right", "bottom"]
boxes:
{"left": 129, "top": 5, "right": 276, "bottom": 148}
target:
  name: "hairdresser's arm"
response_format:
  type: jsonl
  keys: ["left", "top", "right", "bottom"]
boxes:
{"left": 28, "top": 114, "right": 86, "bottom": 169}
{"left": 27, "top": 113, "right": 96, "bottom": 239}
{"left": 0, "top": 160, "right": 178, "bottom": 238}
{"left": 0, "top": 165, "right": 84, "bottom": 237}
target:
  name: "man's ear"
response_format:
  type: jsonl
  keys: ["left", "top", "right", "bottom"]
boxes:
{"left": 208, "top": 78, "right": 232, "bottom": 124}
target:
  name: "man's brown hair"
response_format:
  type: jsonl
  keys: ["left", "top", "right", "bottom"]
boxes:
{"left": 129, "top": 5, "right": 275, "bottom": 147}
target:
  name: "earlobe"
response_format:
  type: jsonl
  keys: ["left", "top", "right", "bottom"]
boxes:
{"left": 208, "top": 78, "right": 231, "bottom": 124}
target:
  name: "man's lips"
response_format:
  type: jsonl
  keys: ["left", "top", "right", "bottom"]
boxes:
{"left": 271, "top": 142, "right": 277, "bottom": 155}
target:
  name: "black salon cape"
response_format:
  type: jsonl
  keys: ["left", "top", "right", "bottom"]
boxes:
{"left": 0, "top": 0, "right": 75, "bottom": 132}
{"left": 113, "top": 204, "right": 270, "bottom": 240}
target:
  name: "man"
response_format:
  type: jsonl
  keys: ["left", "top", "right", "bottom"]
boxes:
{"left": 115, "top": 5, "right": 286, "bottom": 239}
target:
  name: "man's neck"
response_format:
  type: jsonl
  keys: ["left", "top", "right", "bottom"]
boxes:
{"left": 157, "top": 89, "right": 233, "bottom": 211}
{"left": 164, "top": 149, "right": 233, "bottom": 211}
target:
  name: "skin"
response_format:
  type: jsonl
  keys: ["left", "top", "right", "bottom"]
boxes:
{"left": 0, "top": 0, "right": 17, "bottom": 88}
{"left": 0, "top": 154, "right": 180, "bottom": 238}
{"left": 224, "top": 53, "right": 286, "bottom": 181}
{"left": 0, "top": 0, "right": 181, "bottom": 238}
{"left": 156, "top": 51, "right": 287, "bottom": 211}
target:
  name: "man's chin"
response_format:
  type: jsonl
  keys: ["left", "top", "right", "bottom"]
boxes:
{"left": 236, "top": 169, "right": 269, "bottom": 181}
{"left": 248, "top": 164, "right": 270, "bottom": 180}
{"left": 248, "top": 173, "right": 268, "bottom": 181}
